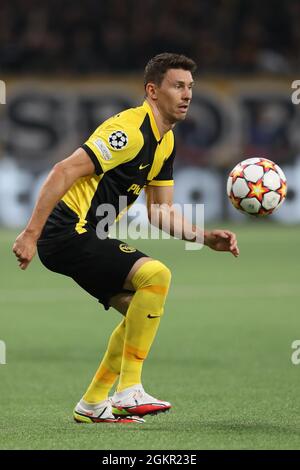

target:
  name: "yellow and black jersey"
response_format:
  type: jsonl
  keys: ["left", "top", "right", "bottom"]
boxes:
{"left": 39, "top": 100, "right": 175, "bottom": 240}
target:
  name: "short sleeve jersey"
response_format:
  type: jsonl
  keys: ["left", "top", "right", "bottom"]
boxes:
{"left": 40, "top": 100, "right": 175, "bottom": 238}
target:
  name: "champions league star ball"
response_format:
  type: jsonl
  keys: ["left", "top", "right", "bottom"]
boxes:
{"left": 227, "top": 158, "right": 287, "bottom": 216}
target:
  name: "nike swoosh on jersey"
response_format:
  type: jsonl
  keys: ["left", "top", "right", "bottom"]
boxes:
{"left": 147, "top": 314, "right": 160, "bottom": 319}
{"left": 139, "top": 163, "right": 150, "bottom": 170}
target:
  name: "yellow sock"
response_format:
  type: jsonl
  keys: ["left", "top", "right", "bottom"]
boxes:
{"left": 83, "top": 319, "right": 125, "bottom": 403}
{"left": 117, "top": 260, "right": 171, "bottom": 392}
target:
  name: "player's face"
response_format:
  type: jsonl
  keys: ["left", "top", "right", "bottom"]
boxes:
{"left": 155, "top": 69, "right": 194, "bottom": 123}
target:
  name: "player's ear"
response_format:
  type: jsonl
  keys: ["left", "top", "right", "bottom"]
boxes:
{"left": 145, "top": 82, "right": 158, "bottom": 100}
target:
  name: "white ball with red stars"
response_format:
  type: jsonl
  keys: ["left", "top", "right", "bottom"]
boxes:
{"left": 227, "top": 158, "right": 287, "bottom": 216}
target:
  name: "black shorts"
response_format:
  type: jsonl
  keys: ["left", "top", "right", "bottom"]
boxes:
{"left": 37, "top": 230, "right": 148, "bottom": 309}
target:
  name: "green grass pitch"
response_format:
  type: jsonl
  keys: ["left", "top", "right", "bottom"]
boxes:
{"left": 1, "top": 223, "right": 300, "bottom": 449}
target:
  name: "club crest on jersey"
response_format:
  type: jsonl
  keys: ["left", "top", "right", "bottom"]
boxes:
{"left": 119, "top": 243, "right": 137, "bottom": 253}
{"left": 108, "top": 131, "right": 128, "bottom": 150}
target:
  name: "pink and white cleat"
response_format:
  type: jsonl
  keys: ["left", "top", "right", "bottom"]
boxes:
{"left": 73, "top": 398, "right": 144, "bottom": 424}
{"left": 111, "top": 384, "right": 171, "bottom": 417}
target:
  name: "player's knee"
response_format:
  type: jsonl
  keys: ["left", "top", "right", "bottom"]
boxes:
{"left": 153, "top": 261, "right": 172, "bottom": 291}
{"left": 132, "top": 259, "right": 171, "bottom": 293}
{"left": 148, "top": 262, "right": 171, "bottom": 316}
{"left": 131, "top": 260, "right": 171, "bottom": 318}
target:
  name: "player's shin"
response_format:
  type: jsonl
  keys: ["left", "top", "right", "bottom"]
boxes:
{"left": 117, "top": 260, "right": 171, "bottom": 392}
{"left": 83, "top": 319, "right": 125, "bottom": 403}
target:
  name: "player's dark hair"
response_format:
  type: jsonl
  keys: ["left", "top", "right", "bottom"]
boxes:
{"left": 144, "top": 53, "right": 197, "bottom": 89}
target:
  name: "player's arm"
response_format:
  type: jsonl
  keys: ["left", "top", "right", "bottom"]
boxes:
{"left": 12, "top": 147, "right": 95, "bottom": 270}
{"left": 145, "top": 185, "right": 239, "bottom": 257}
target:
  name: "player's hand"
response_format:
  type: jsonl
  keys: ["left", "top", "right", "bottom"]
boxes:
{"left": 205, "top": 229, "right": 240, "bottom": 257}
{"left": 12, "top": 230, "right": 38, "bottom": 270}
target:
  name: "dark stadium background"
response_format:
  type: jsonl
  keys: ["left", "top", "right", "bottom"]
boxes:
{"left": 0, "top": 0, "right": 300, "bottom": 451}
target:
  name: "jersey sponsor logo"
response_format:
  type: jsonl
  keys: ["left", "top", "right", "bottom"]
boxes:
{"left": 119, "top": 243, "right": 137, "bottom": 253}
{"left": 93, "top": 138, "right": 112, "bottom": 160}
{"left": 127, "top": 183, "right": 144, "bottom": 195}
{"left": 108, "top": 130, "right": 128, "bottom": 150}
{"left": 139, "top": 163, "right": 150, "bottom": 170}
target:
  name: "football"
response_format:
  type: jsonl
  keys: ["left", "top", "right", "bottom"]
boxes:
{"left": 227, "top": 158, "right": 287, "bottom": 216}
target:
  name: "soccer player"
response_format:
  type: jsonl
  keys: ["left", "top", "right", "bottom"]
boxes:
{"left": 13, "top": 53, "right": 239, "bottom": 424}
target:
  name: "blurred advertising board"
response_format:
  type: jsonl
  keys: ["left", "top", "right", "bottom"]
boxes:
{"left": 0, "top": 77, "right": 299, "bottom": 226}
